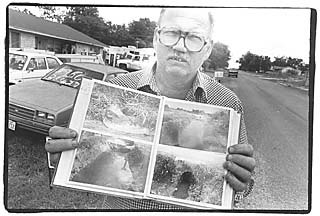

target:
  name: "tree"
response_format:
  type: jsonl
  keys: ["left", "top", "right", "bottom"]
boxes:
{"left": 128, "top": 18, "right": 157, "bottom": 48}
{"left": 63, "top": 7, "right": 107, "bottom": 44}
{"left": 15, "top": 6, "right": 68, "bottom": 23}
{"left": 153, "top": 154, "right": 176, "bottom": 183}
{"left": 104, "top": 22, "right": 135, "bottom": 46}
{"left": 204, "top": 42, "right": 231, "bottom": 70}
{"left": 273, "top": 56, "right": 304, "bottom": 70}
{"left": 12, "top": 7, "right": 35, "bottom": 16}
{"left": 272, "top": 56, "right": 287, "bottom": 67}
{"left": 259, "top": 55, "right": 272, "bottom": 72}
{"left": 21, "top": 8, "right": 35, "bottom": 16}
{"left": 37, "top": 6, "right": 67, "bottom": 23}
{"left": 237, "top": 52, "right": 271, "bottom": 72}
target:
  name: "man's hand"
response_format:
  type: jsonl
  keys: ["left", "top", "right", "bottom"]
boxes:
{"left": 45, "top": 126, "right": 78, "bottom": 153}
{"left": 223, "top": 144, "right": 256, "bottom": 192}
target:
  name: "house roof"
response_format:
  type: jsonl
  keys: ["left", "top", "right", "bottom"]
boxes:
{"left": 8, "top": 9, "right": 106, "bottom": 48}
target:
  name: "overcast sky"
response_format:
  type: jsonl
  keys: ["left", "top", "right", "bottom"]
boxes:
{"left": 98, "top": 7, "right": 311, "bottom": 67}
{"left": 11, "top": 6, "right": 311, "bottom": 67}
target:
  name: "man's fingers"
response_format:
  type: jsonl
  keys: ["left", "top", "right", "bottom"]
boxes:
{"left": 48, "top": 152, "right": 61, "bottom": 166}
{"left": 45, "top": 138, "right": 78, "bottom": 153}
{"left": 223, "top": 161, "right": 251, "bottom": 183}
{"left": 228, "top": 144, "right": 254, "bottom": 157}
{"left": 48, "top": 126, "right": 77, "bottom": 139}
{"left": 226, "top": 154, "right": 256, "bottom": 171}
{"left": 225, "top": 172, "right": 247, "bottom": 192}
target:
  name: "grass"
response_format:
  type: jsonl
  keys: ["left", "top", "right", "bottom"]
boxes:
{"left": 256, "top": 71, "right": 309, "bottom": 89}
{"left": 5, "top": 128, "right": 105, "bottom": 211}
{"left": 204, "top": 69, "right": 309, "bottom": 90}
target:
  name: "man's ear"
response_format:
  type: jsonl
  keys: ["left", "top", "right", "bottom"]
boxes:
{"left": 203, "top": 40, "right": 213, "bottom": 61}
{"left": 152, "top": 29, "right": 158, "bottom": 49}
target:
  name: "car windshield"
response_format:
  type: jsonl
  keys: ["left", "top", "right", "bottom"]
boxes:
{"left": 133, "top": 56, "right": 140, "bottom": 61}
{"left": 125, "top": 54, "right": 133, "bottom": 59}
{"left": 9, "top": 53, "right": 27, "bottom": 70}
{"left": 41, "top": 64, "right": 104, "bottom": 88}
{"left": 142, "top": 56, "right": 150, "bottom": 61}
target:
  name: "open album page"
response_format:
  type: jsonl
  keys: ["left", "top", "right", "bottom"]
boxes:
{"left": 53, "top": 78, "right": 164, "bottom": 199}
{"left": 147, "top": 98, "right": 240, "bottom": 209}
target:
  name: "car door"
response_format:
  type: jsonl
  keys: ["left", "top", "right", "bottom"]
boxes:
{"left": 46, "top": 57, "right": 61, "bottom": 71}
{"left": 9, "top": 53, "right": 26, "bottom": 84}
{"left": 23, "top": 57, "right": 49, "bottom": 80}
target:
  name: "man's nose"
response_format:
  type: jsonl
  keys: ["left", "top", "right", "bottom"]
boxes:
{"left": 172, "top": 37, "right": 187, "bottom": 52}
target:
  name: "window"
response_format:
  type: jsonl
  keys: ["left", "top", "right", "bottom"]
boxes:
{"left": 27, "top": 58, "right": 47, "bottom": 70}
{"left": 10, "top": 32, "right": 20, "bottom": 48}
{"left": 47, "top": 57, "right": 60, "bottom": 69}
{"left": 9, "top": 53, "right": 27, "bottom": 70}
{"left": 27, "top": 58, "right": 38, "bottom": 70}
{"left": 47, "top": 39, "right": 54, "bottom": 51}
{"left": 142, "top": 56, "right": 150, "bottom": 61}
{"left": 37, "top": 58, "right": 47, "bottom": 70}
{"left": 133, "top": 56, "right": 140, "bottom": 61}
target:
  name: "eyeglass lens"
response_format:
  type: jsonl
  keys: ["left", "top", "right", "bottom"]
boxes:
{"left": 159, "top": 29, "right": 206, "bottom": 52}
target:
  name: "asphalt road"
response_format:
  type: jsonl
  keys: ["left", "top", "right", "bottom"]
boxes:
{"left": 222, "top": 72, "right": 309, "bottom": 210}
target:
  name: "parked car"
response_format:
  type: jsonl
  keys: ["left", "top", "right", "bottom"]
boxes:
{"left": 227, "top": 69, "right": 238, "bottom": 78}
{"left": 116, "top": 53, "right": 155, "bottom": 71}
{"left": 8, "top": 62, "right": 128, "bottom": 134}
{"left": 9, "top": 49, "right": 63, "bottom": 85}
{"left": 127, "top": 55, "right": 156, "bottom": 71}
{"left": 116, "top": 53, "right": 140, "bottom": 70}
{"left": 214, "top": 70, "right": 224, "bottom": 83}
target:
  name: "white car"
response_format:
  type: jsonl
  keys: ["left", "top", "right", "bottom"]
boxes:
{"left": 127, "top": 55, "right": 156, "bottom": 71}
{"left": 9, "top": 49, "right": 63, "bottom": 85}
{"left": 117, "top": 54, "right": 155, "bottom": 71}
{"left": 55, "top": 54, "right": 105, "bottom": 65}
{"left": 116, "top": 53, "right": 139, "bottom": 70}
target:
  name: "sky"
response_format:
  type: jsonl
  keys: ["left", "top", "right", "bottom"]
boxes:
{"left": 10, "top": 6, "right": 311, "bottom": 68}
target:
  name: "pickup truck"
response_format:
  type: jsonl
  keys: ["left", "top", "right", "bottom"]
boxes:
{"left": 116, "top": 54, "right": 155, "bottom": 71}
{"left": 116, "top": 54, "right": 137, "bottom": 70}
{"left": 228, "top": 69, "right": 238, "bottom": 78}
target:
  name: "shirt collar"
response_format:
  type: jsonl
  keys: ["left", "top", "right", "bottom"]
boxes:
{"left": 137, "top": 62, "right": 208, "bottom": 100}
{"left": 192, "top": 70, "right": 208, "bottom": 99}
{"left": 137, "top": 63, "right": 161, "bottom": 95}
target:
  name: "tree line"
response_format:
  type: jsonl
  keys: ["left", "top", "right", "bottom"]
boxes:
{"left": 21, "top": 6, "right": 309, "bottom": 73}
{"left": 237, "top": 51, "right": 309, "bottom": 73}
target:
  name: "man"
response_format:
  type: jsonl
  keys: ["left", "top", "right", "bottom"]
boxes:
{"left": 45, "top": 8, "right": 255, "bottom": 209}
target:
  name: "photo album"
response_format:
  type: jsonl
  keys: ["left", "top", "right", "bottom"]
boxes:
{"left": 52, "top": 78, "right": 241, "bottom": 209}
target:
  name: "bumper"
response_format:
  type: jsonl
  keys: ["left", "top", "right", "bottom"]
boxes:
{"left": 228, "top": 73, "right": 238, "bottom": 77}
{"left": 9, "top": 114, "right": 52, "bottom": 135}
{"left": 129, "top": 65, "right": 142, "bottom": 70}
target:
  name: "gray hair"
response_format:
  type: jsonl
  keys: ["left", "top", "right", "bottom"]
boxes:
{"left": 157, "top": 8, "right": 214, "bottom": 40}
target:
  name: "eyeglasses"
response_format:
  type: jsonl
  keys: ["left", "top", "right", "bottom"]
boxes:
{"left": 157, "top": 27, "right": 208, "bottom": 52}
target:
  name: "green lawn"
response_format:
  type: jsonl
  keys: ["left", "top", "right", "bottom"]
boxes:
{"left": 5, "top": 129, "right": 104, "bottom": 211}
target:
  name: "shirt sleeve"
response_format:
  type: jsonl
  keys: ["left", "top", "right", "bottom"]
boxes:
{"left": 239, "top": 113, "right": 249, "bottom": 145}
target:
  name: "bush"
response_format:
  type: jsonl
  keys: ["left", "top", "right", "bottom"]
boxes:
{"left": 153, "top": 154, "right": 176, "bottom": 183}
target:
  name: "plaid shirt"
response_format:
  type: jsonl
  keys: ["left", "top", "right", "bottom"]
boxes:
{"left": 103, "top": 64, "right": 248, "bottom": 210}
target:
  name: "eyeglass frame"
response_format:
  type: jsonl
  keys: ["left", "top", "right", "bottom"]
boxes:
{"left": 156, "top": 27, "right": 210, "bottom": 52}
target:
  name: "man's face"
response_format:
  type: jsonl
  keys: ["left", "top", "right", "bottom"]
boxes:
{"left": 153, "top": 9, "right": 213, "bottom": 80}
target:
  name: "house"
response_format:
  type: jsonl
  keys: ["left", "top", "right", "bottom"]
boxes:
{"left": 271, "top": 66, "right": 302, "bottom": 76}
{"left": 8, "top": 9, "right": 106, "bottom": 56}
